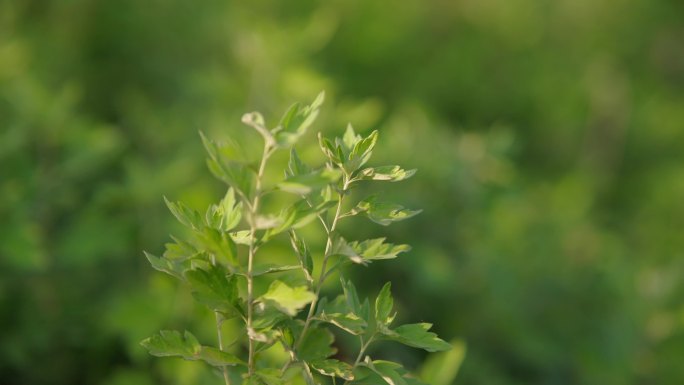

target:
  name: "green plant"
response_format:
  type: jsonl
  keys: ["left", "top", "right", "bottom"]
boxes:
{"left": 141, "top": 93, "right": 451, "bottom": 384}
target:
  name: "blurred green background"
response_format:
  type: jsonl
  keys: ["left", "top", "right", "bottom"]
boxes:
{"left": 2, "top": 0, "right": 684, "bottom": 384}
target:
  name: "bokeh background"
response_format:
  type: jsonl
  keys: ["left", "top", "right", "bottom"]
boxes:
{"left": 2, "top": 0, "right": 684, "bottom": 384}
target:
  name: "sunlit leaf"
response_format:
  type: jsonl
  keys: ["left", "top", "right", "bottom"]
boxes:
{"left": 350, "top": 196, "right": 421, "bottom": 226}
{"left": 311, "top": 359, "right": 354, "bottom": 380}
{"left": 381, "top": 323, "right": 451, "bottom": 352}
{"left": 259, "top": 280, "right": 315, "bottom": 316}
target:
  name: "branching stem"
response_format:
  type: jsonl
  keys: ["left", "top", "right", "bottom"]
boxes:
{"left": 246, "top": 142, "right": 274, "bottom": 377}
{"left": 295, "top": 176, "right": 349, "bottom": 351}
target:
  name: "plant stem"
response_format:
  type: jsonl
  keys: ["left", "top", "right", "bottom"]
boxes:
{"left": 212, "top": 255, "right": 232, "bottom": 385}
{"left": 295, "top": 177, "right": 349, "bottom": 351}
{"left": 246, "top": 142, "right": 273, "bottom": 377}
{"left": 342, "top": 334, "right": 375, "bottom": 385}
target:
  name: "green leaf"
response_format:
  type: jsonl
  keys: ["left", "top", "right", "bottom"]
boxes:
{"left": 141, "top": 330, "right": 243, "bottom": 367}
{"left": 278, "top": 168, "right": 342, "bottom": 195}
{"left": 144, "top": 250, "right": 201, "bottom": 279}
{"left": 298, "top": 327, "right": 337, "bottom": 362}
{"left": 311, "top": 359, "right": 354, "bottom": 380}
{"left": 198, "top": 346, "right": 244, "bottom": 366}
{"left": 349, "top": 238, "right": 411, "bottom": 263}
{"left": 196, "top": 227, "right": 238, "bottom": 265}
{"left": 164, "top": 197, "right": 204, "bottom": 231}
{"left": 162, "top": 236, "right": 197, "bottom": 260}
{"left": 184, "top": 266, "right": 240, "bottom": 315}
{"left": 264, "top": 199, "right": 336, "bottom": 240}
{"left": 340, "top": 278, "right": 362, "bottom": 316}
{"left": 205, "top": 188, "right": 242, "bottom": 232}
{"left": 375, "top": 282, "right": 395, "bottom": 326}
{"left": 419, "top": 339, "right": 466, "bottom": 385}
{"left": 358, "top": 166, "right": 416, "bottom": 182}
{"left": 259, "top": 280, "right": 315, "bottom": 316}
{"left": 275, "top": 91, "right": 325, "bottom": 146}
{"left": 250, "top": 264, "right": 300, "bottom": 277}
{"left": 382, "top": 323, "right": 451, "bottom": 352}
{"left": 350, "top": 196, "right": 421, "bottom": 226}
{"left": 343, "top": 124, "right": 362, "bottom": 150}
{"left": 318, "top": 132, "right": 341, "bottom": 164}
{"left": 286, "top": 147, "right": 311, "bottom": 177}
{"left": 200, "top": 132, "right": 255, "bottom": 198}
{"left": 255, "top": 368, "right": 285, "bottom": 385}
{"left": 346, "top": 130, "right": 378, "bottom": 173}
{"left": 141, "top": 330, "right": 200, "bottom": 357}
{"left": 317, "top": 311, "right": 367, "bottom": 335}
{"left": 290, "top": 230, "right": 313, "bottom": 283}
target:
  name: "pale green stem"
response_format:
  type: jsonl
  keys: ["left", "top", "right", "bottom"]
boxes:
{"left": 247, "top": 142, "right": 273, "bottom": 377}
{"left": 212, "top": 255, "right": 232, "bottom": 385}
{"left": 294, "top": 176, "right": 349, "bottom": 351}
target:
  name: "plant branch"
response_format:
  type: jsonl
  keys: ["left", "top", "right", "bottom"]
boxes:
{"left": 294, "top": 176, "right": 349, "bottom": 351}
{"left": 211, "top": 255, "right": 232, "bottom": 385}
{"left": 246, "top": 142, "right": 273, "bottom": 377}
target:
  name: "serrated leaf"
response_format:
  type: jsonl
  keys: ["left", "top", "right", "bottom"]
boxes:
{"left": 290, "top": 230, "right": 313, "bottom": 283}
{"left": 230, "top": 230, "right": 251, "bottom": 245}
{"left": 278, "top": 168, "right": 342, "bottom": 195}
{"left": 141, "top": 330, "right": 243, "bottom": 367}
{"left": 286, "top": 147, "right": 311, "bottom": 177}
{"left": 298, "top": 327, "right": 337, "bottom": 362}
{"left": 144, "top": 251, "right": 198, "bottom": 279}
{"left": 375, "top": 282, "right": 394, "bottom": 326}
{"left": 311, "top": 359, "right": 354, "bottom": 380}
{"left": 164, "top": 197, "right": 204, "bottom": 231}
{"left": 351, "top": 196, "right": 421, "bottom": 226}
{"left": 382, "top": 323, "right": 451, "bottom": 352}
{"left": 264, "top": 199, "right": 336, "bottom": 240}
{"left": 349, "top": 238, "right": 411, "bottom": 262}
{"left": 196, "top": 227, "right": 238, "bottom": 265}
{"left": 358, "top": 166, "right": 416, "bottom": 182}
{"left": 340, "top": 278, "right": 362, "bottom": 316}
{"left": 141, "top": 330, "right": 200, "bottom": 358}
{"left": 275, "top": 92, "right": 325, "bottom": 146}
{"left": 184, "top": 266, "right": 240, "bottom": 315}
{"left": 345, "top": 130, "right": 378, "bottom": 173}
{"left": 205, "top": 188, "right": 242, "bottom": 232}
{"left": 317, "top": 312, "right": 367, "bottom": 335}
{"left": 200, "top": 132, "right": 255, "bottom": 198}
{"left": 364, "top": 360, "right": 408, "bottom": 385}
{"left": 198, "top": 346, "right": 244, "bottom": 366}
{"left": 343, "top": 124, "right": 362, "bottom": 150}
{"left": 163, "top": 236, "right": 198, "bottom": 261}
{"left": 259, "top": 280, "right": 315, "bottom": 316}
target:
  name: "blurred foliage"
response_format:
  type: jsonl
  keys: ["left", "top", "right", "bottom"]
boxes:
{"left": 1, "top": 0, "right": 684, "bottom": 384}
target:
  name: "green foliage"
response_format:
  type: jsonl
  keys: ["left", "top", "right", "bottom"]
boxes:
{"left": 141, "top": 95, "right": 450, "bottom": 384}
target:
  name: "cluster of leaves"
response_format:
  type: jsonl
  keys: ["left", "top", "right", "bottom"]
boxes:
{"left": 141, "top": 93, "right": 451, "bottom": 384}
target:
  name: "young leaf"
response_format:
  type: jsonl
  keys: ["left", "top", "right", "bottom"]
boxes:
{"left": 200, "top": 132, "right": 255, "bottom": 198}
{"left": 358, "top": 165, "right": 416, "bottom": 182}
{"left": 381, "top": 323, "right": 451, "bottom": 352}
{"left": 340, "top": 278, "right": 363, "bottom": 316}
{"left": 196, "top": 228, "right": 238, "bottom": 265}
{"left": 350, "top": 196, "right": 422, "bottom": 226}
{"left": 316, "top": 311, "right": 367, "bottom": 335}
{"left": 310, "top": 359, "right": 354, "bottom": 381}
{"left": 375, "top": 282, "right": 395, "bottom": 327}
{"left": 164, "top": 197, "right": 204, "bottom": 231}
{"left": 163, "top": 236, "right": 199, "bottom": 261}
{"left": 259, "top": 280, "right": 316, "bottom": 316}
{"left": 349, "top": 238, "right": 411, "bottom": 262}
{"left": 198, "top": 346, "right": 245, "bottom": 366}
{"left": 205, "top": 188, "right": 242, "bottom": 232}
{"left": 286, "top": 147, "right": 311, "bottom": 177}
{"left": 275, "top": 91, "right": 325, "bottom": 146}
{"left": 184, "top": 266, "right": 240, "bottom": 316}
{"left": 144, "top": 251, "right": 186, "bottom": 279}
{"left": 290, "top": 230, "right": 314, "bottom": 283}
{"left": 346, "top": 130, "right": 378, "bottom": 173}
